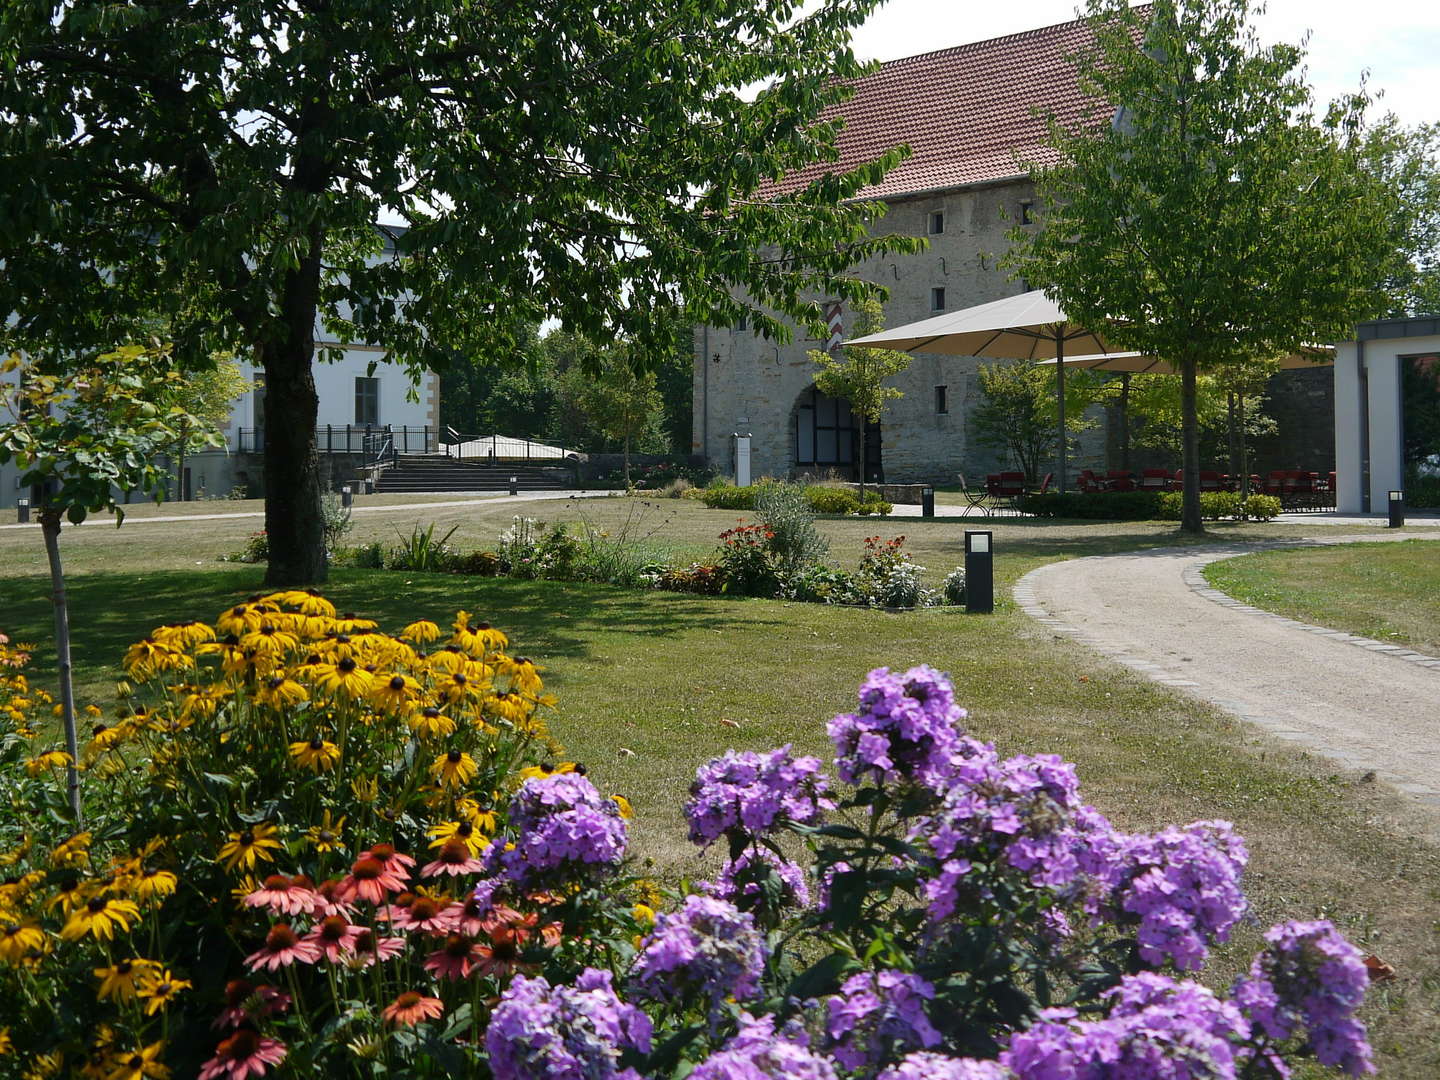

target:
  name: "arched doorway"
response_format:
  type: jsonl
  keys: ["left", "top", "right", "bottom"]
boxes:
{"left": 791, "top": 385, "right": 882, "bottom": 481}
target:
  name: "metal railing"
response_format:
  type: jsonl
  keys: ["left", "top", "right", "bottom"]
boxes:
{"left": 236, "top": 425, "right": 439, "bottom": 457}
{"left": 444, "top": 432, "right": 575, "bottom": 462}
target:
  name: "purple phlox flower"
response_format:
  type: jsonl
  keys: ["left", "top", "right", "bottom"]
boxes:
{"left": 482, "top": 772, "right": 628, "bottom": 891}
{"left": 486, "top": 968, "right": 652, "bottom": 1080}
{"left": 688, "top": 1012, "right": 839, "bottom": 1080}
{"left": 1232, "top": 920, "right": 1375, "bottom": 1076}
{"left": 1002, "top": 973, "right": 1247, "bottom": 1080}
{"left": 685, "top": 745, "right": 833, "bottom": 848}
{"left": 1083, "top": 820, "right": 1248, "bottom": 972}
{"left": 909, "top": 753, "right": 1101, "bottom": 920}
{"left": 877, "top": 1053, "right": 1011, "bottom": 1080}
{"left": 823, "top": 969, "right": 943, "bottom": 1072}
{"left": 828, "top": 665, "right": 970, "bottom": 792}
{"left": 632, "top": 895, "right": 767, "bottom": 1018}
{"left": 699, "top": 848, "right": 812, "bottom": 913}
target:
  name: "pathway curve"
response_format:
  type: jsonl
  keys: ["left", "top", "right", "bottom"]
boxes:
{"left": 1014, "top": 535, "right": 1440, "bottom": 813}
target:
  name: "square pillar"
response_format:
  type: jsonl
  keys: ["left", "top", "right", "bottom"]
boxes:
{"left": 1332, "top": 342, "right": 1364, "bottom": 514}
{"left": 1366, "top": 346, "right": 1405, "bottom": 514}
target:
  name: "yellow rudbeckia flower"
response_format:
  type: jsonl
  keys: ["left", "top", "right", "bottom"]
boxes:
{"left": 62, "top": 896, "right": 140, "bottom": 942}
{"left": 430, "top": 750, "right": 478, "bottom": 790}
{"left": 288, "top": 738, "right": 342, "bottom": 773}
{"left": 217, "top": 822, "right": 282, "bottom": 873}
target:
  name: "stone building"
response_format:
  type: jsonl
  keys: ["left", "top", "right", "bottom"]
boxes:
{"left": 691, "top": 15, "right": 1114, "bottom": 485}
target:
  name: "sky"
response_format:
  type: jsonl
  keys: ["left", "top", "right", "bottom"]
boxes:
{"left": 848, "top": 0, "right": 1440, "bottom": 128}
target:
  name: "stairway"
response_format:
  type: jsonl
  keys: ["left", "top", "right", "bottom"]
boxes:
{"left": 372, "top": 454, "right": 576, "bottom": 494}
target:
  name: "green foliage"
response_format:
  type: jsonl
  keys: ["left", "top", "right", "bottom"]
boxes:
{"left": 568, "top": 347, "right": 666, "bottom": 484}
{"left": 783, "top": 564, "right": 865, "bottom": 605}
{"left": 716, "top": 522, "right": 781, "bottom": 597}
{"left": 0, "top": 344, "right": 220, "bottom": 525}
{"left": 701, "top": 484, "right": 760, "bottom": 510}
{"left": 804, "top": 486, "right": 862, "bottom": 515}
{"left": 388, "top": 522, "right": 462, "bottom": 572}
{"left": 970, "top": 362, "right": 1104, "bottom": 480}
{"left": 754, "top": 482, "right": 829, "bottom": 578}
{"left": 1016, "top": 492, "right": 1168, "bottom": 520}
{"left": 1244, "top": 494, "right": 1283, "bottom": 521}
{"left": 1405, "top": 474, "right": 1440, "bottom": 509}
{"left": 0, "top": 0, "right": 923, "bottom": 578}
{"left": 1362, "top": 119, "right": 1440, "bottom": 317}
{"left": 943, "top": 567, "right": 968, "bottom": 606}
{"left": 856, "top": 495, "right": 894, "bottom": 516}
{"left": 1009, "top": 0, "right": 1403, "bottom": 532}
{"left": 319, "top": 491, "right": 353, "bottom": 552}
{"left": 806, "top": 297, "right": 909, "bottom": 424}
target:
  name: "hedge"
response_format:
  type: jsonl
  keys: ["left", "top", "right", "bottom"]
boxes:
{"left": 1015, "top": 490, "right": 1282, "bottom": 522}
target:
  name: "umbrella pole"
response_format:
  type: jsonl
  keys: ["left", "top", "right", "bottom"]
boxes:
{"left": 1056, "top": 332, "right": 1067, "bottom": 494}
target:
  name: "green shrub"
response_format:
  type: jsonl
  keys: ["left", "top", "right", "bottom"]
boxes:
{"left": 222, "top": 530, "right": 269, "bottom": 563}
{"left": 387, "top": 521, "right": 460, "bottom": 571}
{"left": 655, "top": 561, "right": 725, "bottom": 594}
{"left": 856, "top": 495, "right": 893, "bottom": 516}
{"left": 1404, "top": 473, "right": 1440, "bottom": 508}
{"left": 783, "top": 564, "right": 864, "bottom": 605}
{"left": 943, "top": 567, "right": 967, "bottom": 606}
{"left": 700, "top": 484, "right": 756, "bottom": 510}
{"left": 454, "top": 549, "right": 502, "bottom": 575}
{"left": 1156, "top": 491, "right": 1245, "bottom": 521}
{"left": 755, "top": 482, "right": 829, "bottom": 577}
{"left": 804, "top": 486, "right": 862, "bottom": 515}
{"left": 1245, "top": 493, "right": 1282, "bottom": 521}
{"left": 1016, "top": 491, "right": 1165, "bottom": 520}
{"left": 716, "top": 521, "right": 780, "bottom": 596}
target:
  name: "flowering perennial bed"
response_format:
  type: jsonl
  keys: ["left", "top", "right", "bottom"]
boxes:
{"left": 0, "top": 609, "right": 1379, "bottom": 1078}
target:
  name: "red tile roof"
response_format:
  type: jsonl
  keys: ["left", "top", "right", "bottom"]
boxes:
{"left": 761, "top": 14, "right": 1127, "bottom": 201}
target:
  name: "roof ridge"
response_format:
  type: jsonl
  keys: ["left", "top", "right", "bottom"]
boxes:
{"left": 864, "top": 3, "right": 1150, "bottom": 72}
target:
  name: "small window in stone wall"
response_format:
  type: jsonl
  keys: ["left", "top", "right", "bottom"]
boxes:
{"left": 931, "top": 287, "right": 945, "bottom": 312}
{"left": 1020, "top": 200, "right": 1035, "bottom": 225}
{"left": 928, "top": 210, "right": 944, "bottom": 235}
{"left": 735, "top": 312, "right": 748, "bottom": 332}
{"left": 935, "top": 385, "right": 948, "bottom": 414}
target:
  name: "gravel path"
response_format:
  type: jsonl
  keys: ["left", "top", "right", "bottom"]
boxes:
{"left": 1015, "top": 535, "right": 1440, "bottom": 814}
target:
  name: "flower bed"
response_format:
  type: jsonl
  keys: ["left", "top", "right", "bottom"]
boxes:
{"left": 1, "top": 617, "right": 1382, "bottom": 1079}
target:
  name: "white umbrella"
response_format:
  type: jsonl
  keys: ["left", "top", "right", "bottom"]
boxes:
{"left": 846, "top": 289, "right": 1125, "bottom": 492}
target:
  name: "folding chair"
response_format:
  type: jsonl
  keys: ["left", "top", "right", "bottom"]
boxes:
{"left": 956, "top": 473, "right": 989, "bottom": 517}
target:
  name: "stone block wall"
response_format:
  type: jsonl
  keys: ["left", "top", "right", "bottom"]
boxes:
{"left": 692, "top": 178, "right": 1105, "bottom": 486}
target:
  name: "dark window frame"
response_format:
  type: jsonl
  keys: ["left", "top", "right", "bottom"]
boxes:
{"left": 935, "top": 385, "right": 948, "bottom": 414}
{"left": 928, "top": 209, "right": 945, "bottom": 235}
{"left": 354, "top": 376, "right": 380, "bottom": 426}
{"left": 793, "top": 384, "right": 857, "bottom": 467}
{"left": 930, "top": 286, "right": 946, "bottom": 312}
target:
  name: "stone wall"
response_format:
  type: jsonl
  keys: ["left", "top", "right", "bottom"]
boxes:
{"left": 692, "top": 179, "right": 1106, "bottom": 486}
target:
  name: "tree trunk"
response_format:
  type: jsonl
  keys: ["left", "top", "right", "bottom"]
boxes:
{"left": 623, "top": 431, "right": 631, "bottom": 487}
{"left": 40, "top": 510, "right": 83, "bottom": 823}
{"left": 1180, "top": 358, "right": 1203, "bottom": 534}
{"left": 262, "top": 223, "right": 327, "bottom": 586}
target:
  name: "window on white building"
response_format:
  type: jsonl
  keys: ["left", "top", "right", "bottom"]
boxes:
{"left": 928, "top": 210, "right": 944, "bottom": 234}
{"left": 930, "top": 287, "right": 946, "bottom": 312}
{"left": 355, "top": 377, "right": 380, "bottom": 426}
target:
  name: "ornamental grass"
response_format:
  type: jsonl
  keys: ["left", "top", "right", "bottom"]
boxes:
{"left": 0, "top": 619, "right": 1385, "bottom": 1078}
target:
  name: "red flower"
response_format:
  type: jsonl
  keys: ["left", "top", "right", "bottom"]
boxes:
{"left": 423, "top": 933, "right": 482, "bottom": 980}
{"left": 387, "top": 894, "right": 452, "bottom": 934}
{"left": 421, "top": 838, "right": 486, "bottom": 878}
{"left": 244, "top": 924, "right": 321, "bottom": 972}
{"left": 349, "top": 928, "right": 406, "bottom": 967}
{"left": 302, "top": 914, "right": 363, "bottom": 962}
{"left": 243, "top": 874, "right": 321, "bottom": 917}
{"left": 382, "top": 990, "right": 444, "bottom": 1027}
{"left": 198, "top": 1027, "right": 286, "bottom": 1080}
{"left": 212, "top": 981, "right": 291, "bottom": 1031}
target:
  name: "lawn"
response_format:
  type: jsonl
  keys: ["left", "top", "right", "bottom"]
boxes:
{"left": 1203, "top": 539, "right": 1440, "bottom": 656}
{"left": 3, "top": 500, "right": 1440, "bottom": 1072}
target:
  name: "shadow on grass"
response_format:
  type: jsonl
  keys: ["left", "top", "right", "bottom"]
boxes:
{"left": 1, "top": 567, "right": 783, "bottom": 694}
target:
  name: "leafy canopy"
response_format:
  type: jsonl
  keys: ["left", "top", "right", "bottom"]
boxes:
{"left": 1008, "top": 0, "right": 1399, "bottom": 369}
{"left": 0, "top": 0, "right": 921, "bottom": 367}
{"left": 0, "top": 344, "right": 222, "bottom": 525}
{"left": 807, "top": 298, "right": 909, "bottom": 424}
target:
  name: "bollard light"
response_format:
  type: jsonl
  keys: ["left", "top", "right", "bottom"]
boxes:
{"left": 16, "top": 498, "right": 29, "bottom": 524}
{"left": 964, "top": 530, "right": 993, "bottom": 614}
{"left": 509, "top": 476, "right": 519, "bottom": 496}
{"left": 340, "top": 485, "right": 353, "bottom": 508}
{"left": 921, "top": 486, "right": 935, "bottom": 519}
{"left": 1388, "top": 489, "right": 1405, "bottom": 529}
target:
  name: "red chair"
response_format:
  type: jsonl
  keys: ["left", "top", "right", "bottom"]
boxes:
{"left": 1077, "top": 469, "right": 1104, "bottom": 493}
{"left": 1037, "top": 472, "right": 1053, "bottom": 496}
{"left": 1175, "top": 469, "right": 1225, "bottom": 492}
{"left": 986, "top": 472, "right": 1028, "bottom": 516}
{"left": 1106, "top": 469, "right": 1136, "bottom": 492}
{"left": 1140, "top": 468, "right": 1173, "bottom": 492}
